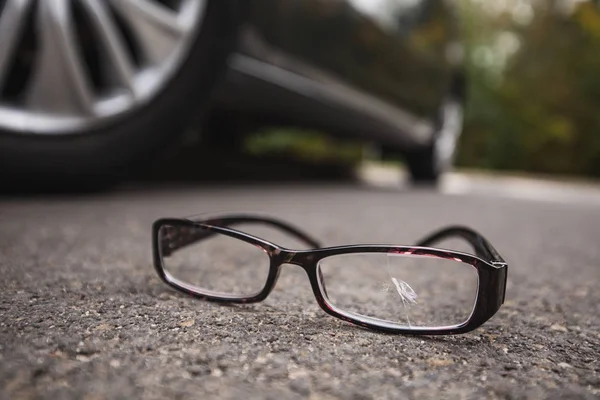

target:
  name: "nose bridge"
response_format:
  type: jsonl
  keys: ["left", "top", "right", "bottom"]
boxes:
{"left": 276, "top": 249, "right": 302, "bottom": 267}
{"left": 271, "top": 250, "right": 327, "bottom": 305}
{"left": 274, "top": 249, "right": 311, "bottom": 270}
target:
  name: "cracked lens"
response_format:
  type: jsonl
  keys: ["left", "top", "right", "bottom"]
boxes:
{"left": 391, "top": 277, "right": 418, "bottom": 306}
{"left": 317, "top": 253, "right": 478, "bottom": 329}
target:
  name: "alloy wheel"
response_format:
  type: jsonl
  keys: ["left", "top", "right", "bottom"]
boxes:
{"left": 0, "top": 0, "right": 206, "bottom": 134}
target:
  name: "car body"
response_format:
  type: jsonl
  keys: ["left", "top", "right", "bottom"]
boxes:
{"left": 221, "top": 0, "right": 464, "bottom": 154}
{"left": 0, "top": 0, "right": 464, "bottom": 188}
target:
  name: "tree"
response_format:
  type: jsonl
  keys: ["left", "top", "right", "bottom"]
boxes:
{"left": 457, "top": 0, "right": 600, "bottom": 177}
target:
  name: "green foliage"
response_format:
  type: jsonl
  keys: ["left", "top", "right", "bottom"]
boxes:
{"left": 457, "top": 0, "right": 600, "bottom": 177}
{"left": 245, "top": 129, "right": 365, "bottom": 165}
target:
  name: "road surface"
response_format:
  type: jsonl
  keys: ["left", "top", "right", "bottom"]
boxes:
{"left": 1, "top": 174, "right": 599, "bottom": 399}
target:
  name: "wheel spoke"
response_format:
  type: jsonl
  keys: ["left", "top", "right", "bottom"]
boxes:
{"left": 0, "top": 0, "right": 34, "bottom": 88}
{"left": 108, "top": 0, "right": 185, "bottom": 64}
{"left": 0, "top": 0, "right": 205, "bottom": 132}
{"left": 27, "top": 0, "right": 95, "bottom": 115}
{"left": 80, "top": 0, "right": 136, "bottom": 95}
{"left": 179, "top": 0, "right": 206, "bottom": 29}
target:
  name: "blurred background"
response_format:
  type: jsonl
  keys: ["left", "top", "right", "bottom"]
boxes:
{"left": 248, "top": 0, "right": 600, "bottom": 179}
{"left": 0, "top": 0, "right": 599, "bottom": 190}
{"left": 458, "top": 0, "right": 600, "bottom": 178}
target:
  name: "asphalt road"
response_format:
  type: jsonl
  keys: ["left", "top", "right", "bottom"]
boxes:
{"left": 1, "top": 175, "right": 599, "bottom": 399}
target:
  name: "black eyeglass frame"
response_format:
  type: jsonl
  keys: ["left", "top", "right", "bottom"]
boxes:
{"left": 152, "top": 214, "right": 508, "bottom": 335}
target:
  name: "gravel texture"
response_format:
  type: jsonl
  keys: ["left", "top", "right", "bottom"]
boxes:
{"left": 1, "top": 182, "right": 599, "bottom": 399}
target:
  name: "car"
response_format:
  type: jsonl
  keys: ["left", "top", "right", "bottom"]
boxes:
{"left": 0, "top": 0, "right": 465, "bottom": 188}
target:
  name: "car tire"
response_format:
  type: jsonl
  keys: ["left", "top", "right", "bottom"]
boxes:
{"left": 0, "top": 1, "right": 244, "bottom": 191}
{"left": 405, "top": 145, "right": 440, "bottom": 184}
{"left": 406, "top": 75, "right": 465, "bottom": 185}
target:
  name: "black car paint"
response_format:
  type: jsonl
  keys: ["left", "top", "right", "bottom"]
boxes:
{"left": 215, "top": 0, "right": 464, "bottom": 150}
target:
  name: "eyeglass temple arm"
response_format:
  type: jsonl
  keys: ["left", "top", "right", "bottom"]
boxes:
{"left": 415, "top": 226, "right": 506, "bottom": 264}
{"left": 162, "top": 215, "right": 322, "bottom": 255}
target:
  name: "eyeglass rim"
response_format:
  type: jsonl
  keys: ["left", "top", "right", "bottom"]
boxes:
{"left": 152, "top": 216, "right": 507, "bottom": 335}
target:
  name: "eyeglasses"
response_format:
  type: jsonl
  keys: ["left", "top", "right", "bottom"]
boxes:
{"left": 152, "top": 213, "right": 508, "bottom": 335}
